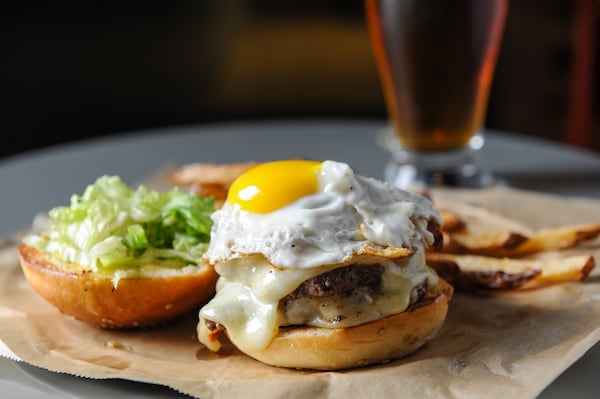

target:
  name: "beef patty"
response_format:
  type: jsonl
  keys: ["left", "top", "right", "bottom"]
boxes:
{"left": 283, "top": 264, "right": 384, "bottom": 302}
{"left": 206, "top": 264, "right": 429, "bottom": 332}
{"left": 282, "top": 263, "right": 429, "bottom": 306}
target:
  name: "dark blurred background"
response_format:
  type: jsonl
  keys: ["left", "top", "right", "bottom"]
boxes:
{"left": 1, "top": 0, "right": 599, "bottom": 159}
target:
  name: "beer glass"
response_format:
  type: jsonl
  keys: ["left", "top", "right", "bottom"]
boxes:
{"left": 365, "top": 0, "right": 508, "bottom": 189}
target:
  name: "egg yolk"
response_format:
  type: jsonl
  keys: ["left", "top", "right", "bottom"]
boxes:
{"left": 227, "top": 160, "right": 323, "bottom": 213}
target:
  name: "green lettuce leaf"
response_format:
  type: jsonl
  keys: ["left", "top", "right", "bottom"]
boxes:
{"left": 23, "top": 175, "right": 215, "bottom": 277}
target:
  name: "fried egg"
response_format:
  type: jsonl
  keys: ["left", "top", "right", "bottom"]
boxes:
{"left": 203, "top": 159, "right": 440, "bottom": 269}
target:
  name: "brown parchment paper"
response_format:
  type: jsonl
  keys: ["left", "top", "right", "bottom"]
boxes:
{"left": 1, "top": 183, "right": 600, "bottom": 399}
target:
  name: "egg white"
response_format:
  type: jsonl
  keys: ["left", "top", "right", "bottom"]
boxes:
{"left": 203, "top": 160, "right": 440, "bottom": 269}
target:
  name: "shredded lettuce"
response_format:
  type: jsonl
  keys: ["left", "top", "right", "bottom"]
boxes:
{"left": 23, "top": 175, "right": 215, "bottom": 280}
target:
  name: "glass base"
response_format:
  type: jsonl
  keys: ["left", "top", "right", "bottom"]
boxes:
{"left": 378, "top": 127, "right": 494, "bottom": 191}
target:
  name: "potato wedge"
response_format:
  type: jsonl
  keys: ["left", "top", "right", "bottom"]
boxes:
{"left": 189, "top": 183, "right": 228, "bottom": 199}
{"left": 508, "top": 224, "right": 600, "bottom": 256}
{"left": 189, "top": 183, "right": 229, "bottom": 209}
{"left": 433, "top": 199, "right": 533, "bottom": 236}
{"left": 168, "top": 162, "right": 259, "bottom": 186}
{"left": 440, "top": 224, "right": 600, "bottom": 258}
{"left": 439, "top": 210, "right": 467, "bottom": 233}
{"left": 424, "top": 255, "right": 461, "bottom": 285}
{"left": 441, "top": 231, "right": 529, "bottom": 256}
{"left": 426, "top": 252, "right": 595, "bottom": 293}
{"left": 427, "top": 252, "right": 540, "bottom": 291}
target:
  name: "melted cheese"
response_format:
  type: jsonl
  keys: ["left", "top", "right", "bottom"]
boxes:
{"left": 197, "top": 250, "right": 437, "bottom": 353}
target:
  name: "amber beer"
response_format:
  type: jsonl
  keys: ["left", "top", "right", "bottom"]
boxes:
{"left": 366, "top": 0, "right": 508, "bottom": 151}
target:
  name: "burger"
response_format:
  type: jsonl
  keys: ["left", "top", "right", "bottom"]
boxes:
{"left": 197, "top": 159, "right": 453, "bottom": 370}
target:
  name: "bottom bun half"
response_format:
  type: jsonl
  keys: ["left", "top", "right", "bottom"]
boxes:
{"left": 244, "top": 277, "right": 453, "bottom": 370}
{"left": 18, "top": 244, "right": 218, "bottom": 328}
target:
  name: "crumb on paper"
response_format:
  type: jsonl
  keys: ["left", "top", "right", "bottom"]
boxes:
{"left": 105, "top": 341, "right": 132, "bottom": 351}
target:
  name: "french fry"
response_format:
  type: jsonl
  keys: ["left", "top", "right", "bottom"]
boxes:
{"left": 167, "top": 162, "right": 259, "bottom": 186}
{"left": 440, "top": 224, "right": 600, "bottom": 258}
{"left": 439, "top": 210, "right": 467, "bottom": 232}
{"left": 434, "top": 199, "right": 533, "bottom": 236}
{"left": 427, "top": 252, "right": 540, "bottom": 291}
{"left": 427, "top": 252, "right": 595, "bottom": 293}
{"left": 168, "top": 162, "right": 260, "bottom": 209}
{"left": 189, "top": 183, "right": 229, "bottom": 200}
{"left": 441, "top": 230, "right": 528, "bottom": 256}
{"left": 423, "top": 255, "right": 461, "bottom": 285}
{"left": 508, "top": 224, "right": 600, "bottom": 256}
{"left": 189, "top": 183, "right": 229, "bottom": 209}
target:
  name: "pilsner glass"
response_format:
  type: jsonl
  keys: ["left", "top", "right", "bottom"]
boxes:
{"left": 365, "top": 0, "right": 509, "bottom": 189}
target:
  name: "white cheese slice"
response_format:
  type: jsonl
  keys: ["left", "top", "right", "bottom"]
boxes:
{"left": 198, "top": 249, "right": 436, "bottom": 354}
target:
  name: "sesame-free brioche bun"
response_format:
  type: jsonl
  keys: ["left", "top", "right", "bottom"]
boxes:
{"left": 241, "top": 277, "right": 453, "bottom": 370}
{"left": 18, "top": 244, "right": 218, "bottom": 328}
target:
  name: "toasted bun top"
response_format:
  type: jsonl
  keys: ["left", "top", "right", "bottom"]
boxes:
{"left": 19, "top": 244, "right": 218, "bottom": 328}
